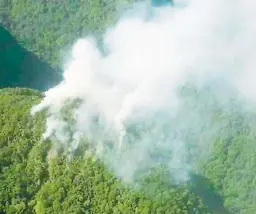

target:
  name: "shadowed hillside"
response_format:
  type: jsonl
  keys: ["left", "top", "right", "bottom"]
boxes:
{"left": 189, "top": 173, "right": 230, "bottom": 214}
{"left": 0, "top": 26, "right": 62, "bottom": 91}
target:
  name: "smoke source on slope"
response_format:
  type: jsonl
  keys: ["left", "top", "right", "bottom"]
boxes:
{"left": 32, "top": 0, "right": 256, "bottom": 183}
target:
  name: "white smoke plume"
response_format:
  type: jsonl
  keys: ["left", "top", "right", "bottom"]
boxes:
{"left": 32, "top": 0, "right": 256, "bottom": 183}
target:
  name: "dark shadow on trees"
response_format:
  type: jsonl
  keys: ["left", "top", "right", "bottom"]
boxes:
{"left": 0, "top": 25, "right": 62, "bottom": 91}
{"left": 189, "top": 173, "right": 230, "bottom": 214}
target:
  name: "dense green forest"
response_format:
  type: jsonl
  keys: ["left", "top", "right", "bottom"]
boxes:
{"left": 1, "top": 0, "right": 256, "bottom": 213}
{"left": 1, "top": 0, "right": 172, "bottom": 67}
{"left": 1, "top": 87, "right": 256, "bottom": 213}
{"left": 1, "top": 0, "right": 140, "bottom": 67}
{"left": 0, "top": 88, "right": 211, "bottom": 213}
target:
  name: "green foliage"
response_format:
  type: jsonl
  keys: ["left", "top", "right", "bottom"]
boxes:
{"left": 0, "top": 88, "right": 211, "bottom": 214}
{"left": 202, "top": 113, "right": 256, "bottom": 214}
{"left": 2, "top": 0, "right": 141, "bottom": 67}
{"left": 0, "top": 88, "right": 45, "bottom": 213}
{"left": 1, "top": 1, "right": 256, "bottom": 213}
{"left": 1, "top": 88, "right": 256, "bottom": 213}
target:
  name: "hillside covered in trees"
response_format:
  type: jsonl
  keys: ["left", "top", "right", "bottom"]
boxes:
{"left": 1, "top": 0, "right": 172, "bottom": 67}
{"left": 0, "top": 88, "right": 211, "bottom": 213}
{"left": 1, "top": 86, "right": 256, "bottom": 214}
{"left": 1, "top": 0, "right": 256, "bottom": 214}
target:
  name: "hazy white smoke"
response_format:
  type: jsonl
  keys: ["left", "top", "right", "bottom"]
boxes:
{"left": 32, "top": 0, "right": 256, "bottom": 183}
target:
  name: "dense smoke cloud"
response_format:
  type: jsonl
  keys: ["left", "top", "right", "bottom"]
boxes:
{"left": 32, "top": 0, "right": 256, "bottom": 183}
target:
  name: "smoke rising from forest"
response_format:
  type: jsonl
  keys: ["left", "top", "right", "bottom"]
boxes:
{"left": 31, "top": 0, "right": 256, "bottom": 183}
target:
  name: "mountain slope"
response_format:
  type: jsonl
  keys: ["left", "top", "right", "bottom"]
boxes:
{"left": 0, "top": 26, "right": 62, "bottom": 90}
{"left": 1, "top": 0, "right": 141, "bottom": 67}
{"left": 0, "top": 88, "right": 210, "bottom": 214}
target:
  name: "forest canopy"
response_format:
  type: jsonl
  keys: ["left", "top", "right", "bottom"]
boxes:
{"left": 0, "top": 88, "right": 211, "bottom": 214}
{"left": 0, "top": 0, "right": 256, "bottom": 214}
